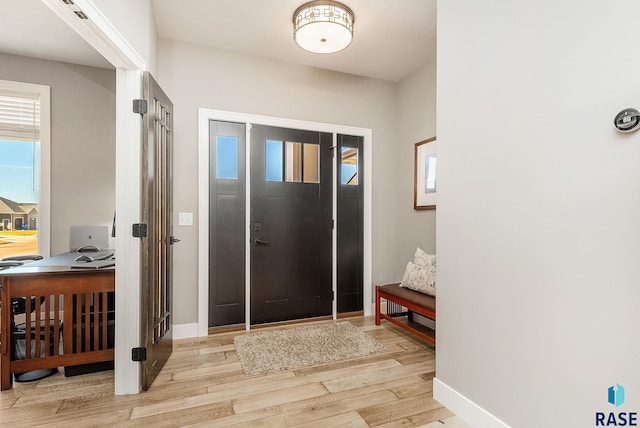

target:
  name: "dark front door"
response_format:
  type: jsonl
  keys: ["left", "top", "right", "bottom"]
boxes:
{"left": 250, "top": 125, "right": 332, "bottom": 324}
{"left": 140, "top": 72, "right": 174, "bottom": 390}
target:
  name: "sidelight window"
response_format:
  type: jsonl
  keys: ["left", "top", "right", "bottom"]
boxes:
{"left": 340, "top": 147, "right": 358, "bottom": 185}
{"left": 215, "top": 136, "right": 239, "bottom": 179}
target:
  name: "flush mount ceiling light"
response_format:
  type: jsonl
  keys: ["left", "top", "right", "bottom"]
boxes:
{"left": 293, "top": 1, "right": 355, "bottom": 54}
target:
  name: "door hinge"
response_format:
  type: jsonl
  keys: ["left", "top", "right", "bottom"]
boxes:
{"left": 132, "top": 347, "right": 147, "bottom": 362}
{"left": 133, "top": 99, "right": 148, "bottom": 115}
{"left": 332, "top": 219, "right": 335, "bottom": 230}
{"left": 132, "top": 223, "right": 148, "bottom": 238}
{"left": 332, "top": 291, "right": 335, "bottom": 301}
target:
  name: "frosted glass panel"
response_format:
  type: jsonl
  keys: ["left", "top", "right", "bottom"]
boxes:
{"left": 285, "top": 142, "right": 302, "bottom": 182}
{"left": 303, "top": 143, "right": 319, "bottom": 183}
{"left": 216, "top": 136, "right": 238, "bottom": 179}
{"left": 265, "top": 140, "right": 283, "bottom": 181}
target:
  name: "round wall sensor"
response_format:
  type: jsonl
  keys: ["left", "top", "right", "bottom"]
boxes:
{"left": 614, "top": 108, "right": 640, "bottom": 133}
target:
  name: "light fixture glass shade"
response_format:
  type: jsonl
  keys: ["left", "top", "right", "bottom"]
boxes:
{"left": 293, "top": 1, "right": 354, "bottom": 54}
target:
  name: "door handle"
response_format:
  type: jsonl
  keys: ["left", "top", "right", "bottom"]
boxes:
{"left": 254, "top": 238, "right": 269, "bottom": 246}
{"left": 169, "top": 236, "right": 180, "bottom": 245}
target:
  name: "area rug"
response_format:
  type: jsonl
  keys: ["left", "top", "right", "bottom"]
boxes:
{"left": 233, "top": 321, "right": 387, "bottom": 376}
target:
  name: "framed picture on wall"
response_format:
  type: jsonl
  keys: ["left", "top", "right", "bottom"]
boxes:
{"left": 414, "top": 137, "right": 437, "bottom": 210}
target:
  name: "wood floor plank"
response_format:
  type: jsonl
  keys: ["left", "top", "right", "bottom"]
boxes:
{"left": 236, "top": 390, "right": 397, "bottom": 427}
{"left": 301, "top": 358, "right": 402, "bottom": 382}
{"left": 232, "top": 383, "right": 329, "bottom": 414}
{"left": 322, "top": 360, "right": 435, "bottom": 393}
{"left": 292, "top": 410, "right": 369, "bottom": 428}
{"left": 391, "top": 379, "right": 435, "bottom": 399}
{"left": 357, "top": 392, "right": 444, "bottom": 426}
{"left": 408, "top": 406, "right": 456, "bottom": 426}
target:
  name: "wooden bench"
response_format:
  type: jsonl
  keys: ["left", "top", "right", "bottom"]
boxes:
{"left": 375, "top": 283, "right": 436, "bottom": 345}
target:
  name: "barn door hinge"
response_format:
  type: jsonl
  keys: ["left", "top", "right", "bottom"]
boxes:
{"left": 133, "top": 99, "right": 148, "bottom": 115}
{"left": 132, "top": 347, "right": 147, "bottom": 362}
{"left": 132, "top": 223, "right": 148, "bottom": 238}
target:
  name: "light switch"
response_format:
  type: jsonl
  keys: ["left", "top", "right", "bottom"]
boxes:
{"left": 178, "top": 212, "right": 193, "bottom": 226}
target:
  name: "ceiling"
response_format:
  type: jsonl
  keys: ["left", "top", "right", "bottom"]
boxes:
{"left": 152, "top": 0, "right": 437, "bottom": 82}
{"left": 0, "top": 0, "right": 112, "bottom": 69}
{"left": 0, "top": 0, "right": 436, "bottom": 82}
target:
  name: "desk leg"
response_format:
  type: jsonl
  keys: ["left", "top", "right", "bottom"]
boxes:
{"left": 0, "top": 353, "right": 10, "bottom": 390}
{"left": 1, "top": 285, "right": 12, "bottom": 390}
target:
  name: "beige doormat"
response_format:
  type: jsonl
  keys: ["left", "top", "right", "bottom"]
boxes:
{"left": 233, "top": 321, "right": 387, "bottom": 376}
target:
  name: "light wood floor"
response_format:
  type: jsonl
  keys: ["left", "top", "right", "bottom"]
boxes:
{"left": 0, "top": 316, "right": 462, "bottom": 427}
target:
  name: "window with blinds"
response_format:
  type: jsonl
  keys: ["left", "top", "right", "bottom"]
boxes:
{"left": 0, "top": 89, "right": 40, "bottom": 142}
{"left": 0, "top": 82, "right": 45, "bottom": 258}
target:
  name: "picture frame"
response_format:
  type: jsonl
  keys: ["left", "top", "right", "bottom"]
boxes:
{"left": 414, "top": 136, "right": 437, "bottom": 210}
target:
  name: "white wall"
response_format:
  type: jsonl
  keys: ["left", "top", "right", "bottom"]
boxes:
{"left": 0, "top": 52, "right": 116, "bottom": 255}
{"left": 157, "top": 39, "right": 398, "bottom": 325}
{"left": 394, "top": 60, "right": 437, "bottom": 279}
{"left": 91, "top": 0, "right": 158, "bottom": 74}
{"left": 436, "top": 1, "right": 640, "bottom": 427}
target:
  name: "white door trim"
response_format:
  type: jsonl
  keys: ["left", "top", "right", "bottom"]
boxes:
{"left": 41, "top": 0, "right": 145, "bottom": 395}
{"left": 198, "top": 108, "right": 373, "bottom": 337}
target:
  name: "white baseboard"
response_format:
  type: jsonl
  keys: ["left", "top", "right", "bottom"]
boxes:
{"left": 433, "top": 377, "right": 511, "bottom": 428}
{"left": 173, "top": 323, "right": 199, "bottom": 340}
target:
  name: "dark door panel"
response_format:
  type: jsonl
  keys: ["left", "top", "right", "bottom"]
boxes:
{"left": 337, "top": 134, "right": 364, "bottom": 313}
{"left": 250, "top": 125, "right": 332, "bottom": 324}
{"left": 209, "top": 121, "right": 246, "bottom": 327}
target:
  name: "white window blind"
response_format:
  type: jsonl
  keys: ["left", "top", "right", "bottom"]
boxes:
{"left": 0, "top": 89, "right": 40, "bottom": 142}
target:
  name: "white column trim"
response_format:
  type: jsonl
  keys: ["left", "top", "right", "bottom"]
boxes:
{"left": 197, "top": 110, "right": 211, "bottom": 337}
{"left": 197, "top": 108, "right": 373, "bottom": 337}
{"left": 114, "top": 69, "right": 143, "bottom": 395}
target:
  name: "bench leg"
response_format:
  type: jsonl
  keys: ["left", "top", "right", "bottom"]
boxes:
{"left": 375, "top": 286, "right": 381, "bottom": 325}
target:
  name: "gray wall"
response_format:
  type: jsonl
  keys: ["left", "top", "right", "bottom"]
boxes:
{"left": 0, "top": 52, "right": 116, "bottom": 255}
{"left": 437, "top": 0, "right": 640, "bottom": 426}
{"left": 394, "top": 60, "right": 437, "bottom": 278}
{"left": 157, "top": 38, "right": 404, "bottom": 325}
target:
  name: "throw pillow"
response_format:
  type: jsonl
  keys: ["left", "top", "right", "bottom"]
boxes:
{"left": 414, "top": 247, "right": 436, "bottom": 268}
{"left": 400, "top": 261, "right": 436, "bottom": 296}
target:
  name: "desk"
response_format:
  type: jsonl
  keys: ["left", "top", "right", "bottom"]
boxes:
{"left": 0, "top": 253, "right": 115, "bottom": 390}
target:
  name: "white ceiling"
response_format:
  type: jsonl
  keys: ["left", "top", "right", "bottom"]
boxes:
{"left": 152, "top": 0, "right": 437, "bottom": 82}
{"left": 0, "top": 0, "right": 112, "bottom": 69}
{"left": 0, "top": 0, "right": 437, "bottom": 82}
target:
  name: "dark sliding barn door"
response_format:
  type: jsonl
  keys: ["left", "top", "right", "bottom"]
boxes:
{"left": 249, "top": 125, "right": 333, "bottom": 324}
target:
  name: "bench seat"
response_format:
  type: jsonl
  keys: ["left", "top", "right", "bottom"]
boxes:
{"left": 375, "top": 283, "right": 436, "bottom": 345}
